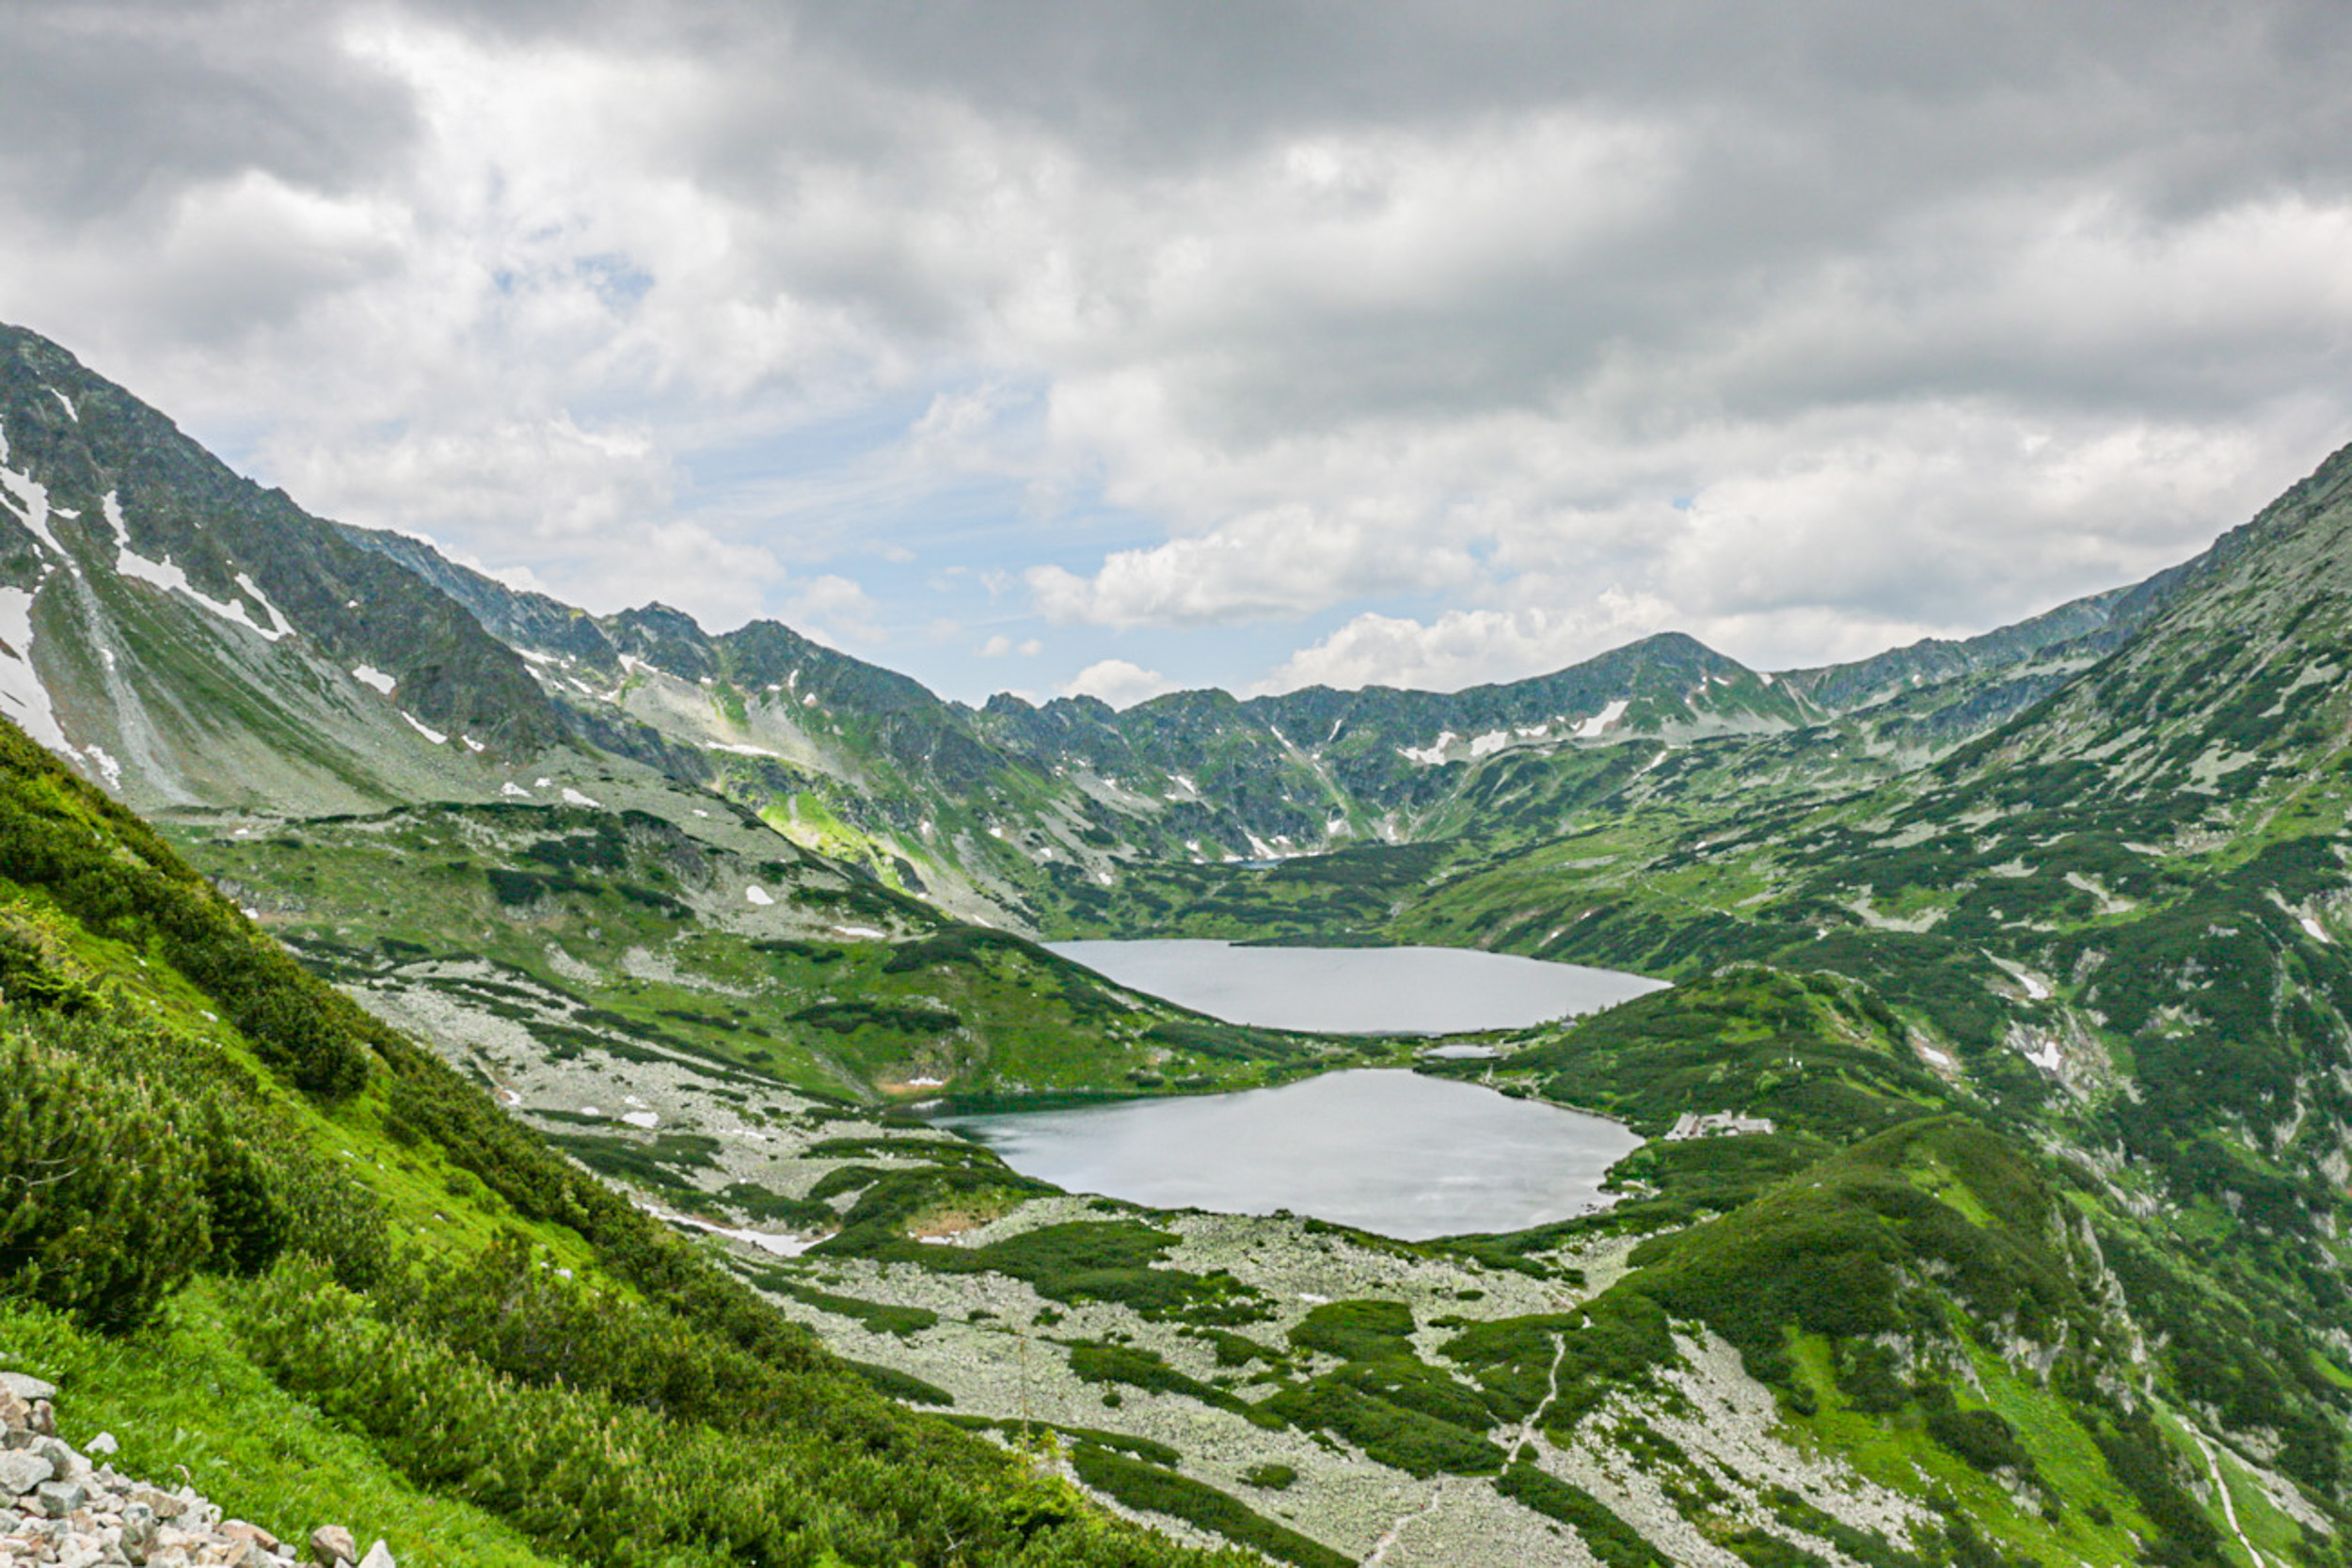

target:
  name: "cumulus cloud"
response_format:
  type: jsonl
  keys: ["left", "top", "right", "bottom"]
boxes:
{"left": 1064, "top": 658, "right": 1178, "bottom": 708}
{"left": 3, "top": 2, "right": 2350, "bottom": 694}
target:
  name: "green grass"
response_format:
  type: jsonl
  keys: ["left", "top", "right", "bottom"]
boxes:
{"left": 0, "top": 1289, "right": 564, "bottom": 1567}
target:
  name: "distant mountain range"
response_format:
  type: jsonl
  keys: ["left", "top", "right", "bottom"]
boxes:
{"left": 1, "top": 320, "right": 2185, "bottom": 928}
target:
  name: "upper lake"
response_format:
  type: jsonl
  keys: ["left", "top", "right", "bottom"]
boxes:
{"left": 1045, "top": 938, "right": 1666, "bottom": 1035}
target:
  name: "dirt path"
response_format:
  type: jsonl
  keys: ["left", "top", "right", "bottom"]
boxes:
{"left": 1361, "top": 1480, "right": 1448, "bottom": 1567}
{"left": 2186, "top": 1425, "right": 2269, "bottom": 1568}
{"left": 1508, "top": 1330, "right": 1572, "bottom": 1460}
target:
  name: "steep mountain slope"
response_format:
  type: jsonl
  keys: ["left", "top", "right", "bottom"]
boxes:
{"left": 0, "top": 327, "right": 576, "bottom": 816}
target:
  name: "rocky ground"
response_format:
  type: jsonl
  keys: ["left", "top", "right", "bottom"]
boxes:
{"left": 0, "top": 1374, "right": 395, "bottom": 1568}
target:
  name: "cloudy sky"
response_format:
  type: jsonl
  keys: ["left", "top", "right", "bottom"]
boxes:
{"left": 6, "top": 1, "right": 2351, "bottom": 706}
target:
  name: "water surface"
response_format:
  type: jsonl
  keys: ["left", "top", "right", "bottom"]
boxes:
{"left": 944, "top": 1069, "right": 1640, "bottom": 1240}
{"left": 1047, "top": 939, "right": 1664, "bottom": 1035}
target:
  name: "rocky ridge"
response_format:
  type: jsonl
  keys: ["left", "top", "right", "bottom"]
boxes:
{"left": 0, "top": 1375, "right": 394, "bottom": 1568}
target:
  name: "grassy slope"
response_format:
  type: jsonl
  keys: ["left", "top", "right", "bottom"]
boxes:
{"left": 0, "top": 715, "right": 1241, "bottom": 1568}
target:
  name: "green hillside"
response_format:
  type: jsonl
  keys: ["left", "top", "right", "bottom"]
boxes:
{"left": 0, "top": 715, "right": 1245, "bottom": 1566}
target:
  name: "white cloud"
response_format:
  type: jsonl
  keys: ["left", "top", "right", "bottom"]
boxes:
{"left": 978, "top": 633, "right": 1041, "bottom": 657}
{"left": 5, "top": 4, "right": 2352, "bottom": 698}
{"left": 1064, "top": 658, "right": 1177, "bottom": 708}
{"left": 784, "top": 573, "right": 884, "bottom": 645}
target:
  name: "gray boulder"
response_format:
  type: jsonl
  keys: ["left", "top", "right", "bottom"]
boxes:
{"left": 34, "top": 1476, "right": 86, "bottom": 1517}
{"left": 0, "top": 1447, "right": 53, "bottom": 1495}
{"left": 0, "top": 1370, "right": 58, "bottom": 1402}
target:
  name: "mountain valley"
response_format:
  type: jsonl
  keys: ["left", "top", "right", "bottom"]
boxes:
{"left": 6, "top": 320, "right": 2352, "bottom": 1567}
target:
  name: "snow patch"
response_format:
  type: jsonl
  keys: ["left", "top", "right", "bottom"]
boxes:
{"left": 0, "top": 444, "right": 65, "bottom": 558}
{"left": 905, "top": 1075, "right": 946, "bottom": 1088}
{"left": 1468, "top": 727, "right": 1511, "bottom": 758}
{"left": 2020, "top": 1036, "right": 2062, "bottom": 1073}
{"left": 350, "top": 665, "right": 397, "bottom": 695}
{"left": 400, "top": 711, "right": 449, "bottom": 745}
{"left": 620, "top": 1110, "right": 660, "bottom": 1129}
{"left": 2303, "top": 915, "right": 2332, "bottom": 944}
{"left": 1573, "top": 698, "right": 1630, "bottom": 739}
{"left": 0, "top": 586, "right": 67, "bottom": 751}
{"left": 561, "top": 787, "right": 601, "bottom": 808}
{"left": 501, "top": 781, "right": 532, "bottom": 799}
{"left": 462, "top": 736, "right": 485, "bottom": 753}
{"left": 1400, "top": 730, "right": 1459, "bottom": 766}
{"left": 833, "top": 925, "right": 886, "bottom": 941}
{"left": 117, "top": 546, "right": 290, "bottom": 641}
{"left": 46, "top": 388, "right": 75, "bottom": 421}
{"left": 707, "top": 742, "right": 781, "bottom": 756}
{"left": 744, "top": 885, "right": 774, "bottom": 906}
{"left": 82, "top": 745, "right": 121, "bottom": 790}
{"left": 232, "top": 573, "right": 294, "bottom": 640}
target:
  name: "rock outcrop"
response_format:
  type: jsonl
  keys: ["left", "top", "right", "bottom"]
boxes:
{"left": 0, "top": 1373, "right": 397, "bottom": 1568}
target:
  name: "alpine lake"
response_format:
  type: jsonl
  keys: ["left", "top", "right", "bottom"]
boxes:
{"left": 938, "top": 941, "right": 1667, "bottom": 1241}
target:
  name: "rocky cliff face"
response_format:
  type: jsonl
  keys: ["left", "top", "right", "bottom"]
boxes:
{"left": 0, "top": 326, "right": 569, "bottom": 816}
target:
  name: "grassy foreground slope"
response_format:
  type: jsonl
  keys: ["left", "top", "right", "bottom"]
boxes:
{"left": 0, "top": 713, "right": 1242, "bottom": 1567}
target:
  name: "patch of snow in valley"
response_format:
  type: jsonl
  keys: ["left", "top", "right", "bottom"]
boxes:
{"left": 463, "top": 736, "right": 485, "bottom": 752}
{"left": 2304, "top": 915, "right": 2332, "bottom": 944}
{"left": 620, "top": 1110, "right": 660, "bottom": 1129}
{"left": 501, "top": 781, "right": 532, "bottom": 798}
{"left": 82, "top": 744, "right": 121, "bottom": 790}
{"left": 708, "top": 741, "right": 781, "bottom": 756}
{"left": 642, "top": 1202, "right": 828, "bottom": 1258}
{"left": 1468, "top": 728, "right": 1511, "bottom": 758}
{"left": 400, "top": 711, "right": 449, "bottom": 744}
{"left": 2020, "top": 1035, "right": 2062, "bottom": 1072}
{"left": 0, "top": 586, "right": 68, "bottom": 751}
{"left": 562, "top": 787, "right": 601, "bottom": 807}
{"left": 351, "top": 664, "right": 397, "bottom": 695}
{"left": 744, "top": 884, "right": 774, "bottom": 906}
{"left": 1573, "top": 698, "right": 1629, "bottom": 739}
{"left": 47, "top": 388, "right": 75, "bottom": 420}
{"left": 833, "top": 925, "right": 886, "bottom": 940}
{"left": 1399, "top": 730, "right": 1458, "bottom": 766}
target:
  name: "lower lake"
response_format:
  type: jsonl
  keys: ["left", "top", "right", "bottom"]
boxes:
{"left": 945, "top": 942, "right": 1665, "bottom": 1239}
{"left": 942, "top": 1068, "right": 1643, "bottom": 1241}
{"left": 1044, "top": 938, "right": 1666, "bottom": 1036}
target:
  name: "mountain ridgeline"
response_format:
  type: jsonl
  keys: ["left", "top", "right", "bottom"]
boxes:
{"left": 8, "top": 315, "right": 2352, "bottom": 1566}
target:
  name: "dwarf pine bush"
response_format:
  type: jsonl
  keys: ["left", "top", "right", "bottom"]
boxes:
{"left": 0, "top": 1031, "right": 210, "bottom": 1332}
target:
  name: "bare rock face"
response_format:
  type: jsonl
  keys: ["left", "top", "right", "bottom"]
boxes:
{"left": 0, "top": 1372, "right": 402, "bottom": 1568}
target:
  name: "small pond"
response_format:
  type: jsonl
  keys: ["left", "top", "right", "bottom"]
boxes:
{"left": 1045, "top": 938, "right": 1665, "bottom": 1036}
{"left": 942, "top": 1068, "right": 1642, "bottom": 1241}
